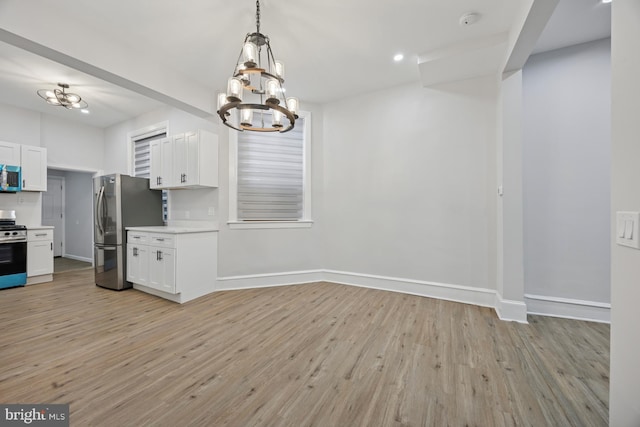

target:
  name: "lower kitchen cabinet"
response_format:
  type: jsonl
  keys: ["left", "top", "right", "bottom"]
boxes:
{"left": 126, "top": 227, "right": 217, "bottom": 303}
{"left": 27, "top": 227, "right": 54, "bottom": 285}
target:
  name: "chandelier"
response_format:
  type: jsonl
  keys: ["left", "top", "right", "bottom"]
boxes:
{"left": 217, "top": 0, "right": 298, "bottom": 133}
{"left": 37, "top": 83, "right": 88, "bottom": 110}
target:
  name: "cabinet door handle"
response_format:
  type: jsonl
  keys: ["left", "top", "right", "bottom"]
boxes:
{"left": 22, "top": 179, "right": 25, "bottom": 187}
{"left": 156, "top": 250, "right": 163, "bottom": 261}
{"left": 133, "top": 247, "right": 138, "bottom": 256}
{"left": 50, "top": 242, "right": 52, "bottom": 250}
{"left": 35, "top": 233, "right": 47, "bottom": 237}
{"left": 156, "top": 238, "right": 164, "bottom": 242}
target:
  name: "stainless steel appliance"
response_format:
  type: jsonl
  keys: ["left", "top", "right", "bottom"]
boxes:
{"left": 0, "top": 210, "right": 27, "bottom": 289}
{"left": 94, "top": 174, "right": 163, "bottom": 290}
{"left": 0, "top": 165, "right": 22, "bottom": 192}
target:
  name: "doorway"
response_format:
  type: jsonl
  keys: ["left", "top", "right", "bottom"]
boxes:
{"left": 42, "top": 175, "right": 64, "bottom": 257}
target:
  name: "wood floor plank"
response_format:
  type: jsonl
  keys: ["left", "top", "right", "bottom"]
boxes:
{"left": 0, "top": 269, "right": 609, "bottom": 426}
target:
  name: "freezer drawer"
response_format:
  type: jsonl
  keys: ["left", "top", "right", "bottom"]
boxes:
{"left": 94, "top": 244, "right": 129, "bottom": 290}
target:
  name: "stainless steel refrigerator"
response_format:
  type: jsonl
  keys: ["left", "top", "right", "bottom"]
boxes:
{"left": 94, "top": 174, "right": 163, "bottom": 290}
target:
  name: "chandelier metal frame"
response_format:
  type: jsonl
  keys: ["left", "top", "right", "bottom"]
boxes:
{"left": 37, "top": 83, "right": 88, "bottom": 110}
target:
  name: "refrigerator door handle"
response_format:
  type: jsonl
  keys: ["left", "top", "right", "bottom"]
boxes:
{"left": 95, "top": 185, "right": 105, "bottom": 236}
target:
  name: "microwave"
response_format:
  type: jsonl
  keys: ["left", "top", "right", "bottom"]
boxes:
{"left": 0, "top": 165, "right": 21, "bottom": 192}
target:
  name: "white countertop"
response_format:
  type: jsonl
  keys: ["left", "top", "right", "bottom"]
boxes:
{"left": 126, "top": 226, "right": 218, "bottom": 234}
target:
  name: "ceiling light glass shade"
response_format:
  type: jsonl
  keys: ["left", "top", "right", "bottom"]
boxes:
{"left": 272, "top": 109, "right": 283, "bottom": 128}
{"left": 240, "top": 108, "right": 253, "bottom": 127}
{"left": 217, "top": 0, "right": 298, "bottom": 133}
{"left": 265, "top": 79, "right": 280, "bottom": 104}
{"left": 227, "top": 77, "right": 243, "bottom": 102}
{"left": 37, "top": 83, "right": 88, "bottom": 110}
{"left": 275, "top": 61, "right": 285, "bottom": 79}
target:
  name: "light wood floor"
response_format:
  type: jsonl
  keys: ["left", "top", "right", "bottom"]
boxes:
{"left": 0, "top": 269, "right": 609, "bottom": 426}
{"left": 54, "top": 257, "right": 92, "bottom": 273}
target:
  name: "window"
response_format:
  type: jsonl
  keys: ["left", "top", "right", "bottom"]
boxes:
{"left": 229, "top": 111, "right": 312, "bottom": 229}
{"left": 129, "top": 123, "right": 168, "bottom": 221}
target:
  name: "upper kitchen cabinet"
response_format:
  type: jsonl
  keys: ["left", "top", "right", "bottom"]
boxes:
{"left": 0, "top": 141, "right": 21, "bottom": 166}
{"left": 21, "top": 145, "right": 47, "bottom": 191}
{"left": 150, "top": 130, "right": 218, "bottom": 190}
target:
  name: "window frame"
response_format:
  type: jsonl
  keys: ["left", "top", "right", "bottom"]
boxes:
{"left": 228, "top": 110, "right": 312, "bottom": 229}
{"left": 128, "top": 121, "right": 169, "bottom": 221}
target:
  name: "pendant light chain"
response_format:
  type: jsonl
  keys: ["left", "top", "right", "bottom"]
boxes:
{"left": 256, "top": 0, "right": 261, "bottom": 34}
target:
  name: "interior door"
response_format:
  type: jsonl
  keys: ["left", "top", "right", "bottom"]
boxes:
{"left": 42, "top": 175, "right": 64, "bottom": 257}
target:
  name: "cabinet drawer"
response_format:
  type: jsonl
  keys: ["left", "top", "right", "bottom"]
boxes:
{"left": 27, "top": 229, "right": 53, "bottom": 241}
{"left": 128, "top": 232, "right": 149, "bottom": 244}
{"left": 150, "top": 234, "right": 175, "bottom": 248}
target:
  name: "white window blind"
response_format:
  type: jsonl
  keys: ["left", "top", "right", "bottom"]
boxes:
{"left": 132, "top": 130, "right": 167, "bottom": 220}
{"left": 133, "top": 132, "right": 165, "bottom": 178}
{"left": 237, "top": 117, "right": 305, "bottom": 220}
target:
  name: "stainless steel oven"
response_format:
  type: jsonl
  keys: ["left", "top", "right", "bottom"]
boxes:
{"left": 0, "top": 210, "right": 27, "bottom": 289}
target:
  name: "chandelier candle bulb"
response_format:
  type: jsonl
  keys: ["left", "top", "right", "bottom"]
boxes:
{"left": 243, "top": 42, "right": 258, "bottom": 68}
{"left": 286, "top": 97, "right": 299, "bottom": 116}
{"left": 227, "top": 77, "right": 243, "bottom": 102}
{"left": 272, "top": 109, "right": 283, "bottom": 128}
{"left": 240, "top": 108, "right": 253, "bottom": 127}
{"left": 266, "top": 80, "right": 280, "bottom": 104}
{"left": 217, "top": 93, "right": 228, "bottom": 111}
{"left": 275, "top": 61, "right": 285, "bottom": 79}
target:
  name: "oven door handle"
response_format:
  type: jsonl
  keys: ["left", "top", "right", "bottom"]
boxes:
{"left": 96, "top": 185, "right": 105, "bottom": 236}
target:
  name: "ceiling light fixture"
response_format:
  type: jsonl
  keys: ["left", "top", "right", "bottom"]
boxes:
{"left": 393, "top": 53, "right": 404, "bottom": 62}
{"left": 37, "top": 83, "right": 88, "bottom": 110}
{"left": 217, "top": 0, "right": 298, "bottom": 133}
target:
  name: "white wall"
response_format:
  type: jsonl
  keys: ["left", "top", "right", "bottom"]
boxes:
{"left": 322, "top": 78, "right": 497, "bottom": 290}
{"left": 40, "top": 114, "right": 104, "bottom": 172}
{"left": 522, "top": 39, "right": 611, "bottom": 304}
{"left": 0, "top": 104, "right": 41, "bottom": 146}
{"left": 496, "top": 70, "right": 527, "bottom": 322}
{"left": 610, "top": 1, "right": 640, "bottom": 425}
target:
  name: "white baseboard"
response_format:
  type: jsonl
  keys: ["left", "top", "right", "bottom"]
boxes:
{"left": 525, "top": 294, "right": 610, "bottom": 324}
{"left": 495, "top": 296, "right": 529, "bottom": 323}
{"left": 323, "top": 270, "right": 497, "bottom": 309}
{"left": 217, "top": 269, "right": 503, "bottom": 316}
{"left": 216, "top": 270, "right": 324, "bottom": 291}
{"left": 62, "top": 254, "right": 93, "bottom": 264}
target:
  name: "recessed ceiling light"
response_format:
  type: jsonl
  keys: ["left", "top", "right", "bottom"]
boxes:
{"left": 393, "top": 53, "right": 404, "bottom": 62}
{"left": 601, "top": 0, "right": 611, "bottom": 3}
{"left": 80, "top": 109, "right": 90, "bottom": 114}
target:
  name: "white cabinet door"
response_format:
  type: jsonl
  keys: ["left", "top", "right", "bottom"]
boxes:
{"left": 127, "top": 244, "right": 149, "bottom": 286}
{"left": 0, "top": 141, "right": 21, "bottom": 165}
{"left": 27, "top": 240, "right": 53, "bottom": 277}
{"left": 148, "top": 247, "right": 176, "bottom": 294}
{"left": 21, "top": 145, "right": 47, "bottom": 191}
{"left": 149, "top": 137, "right": 173, "bottom": 189}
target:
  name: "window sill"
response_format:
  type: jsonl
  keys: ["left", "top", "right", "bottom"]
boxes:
{"left": 227, "top": 220, "right": 314, "bottom": 230}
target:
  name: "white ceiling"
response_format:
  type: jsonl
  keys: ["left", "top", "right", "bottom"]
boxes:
{"left": 0, "top": 0, "right": 611, "bottom": 129}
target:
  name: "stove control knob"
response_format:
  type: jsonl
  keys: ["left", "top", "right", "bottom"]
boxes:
{"left": 12, "top": 231, "right": 17, "bottom": 235}
{"left": 3, "top": 232, "right": 9, "bottom": 236}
